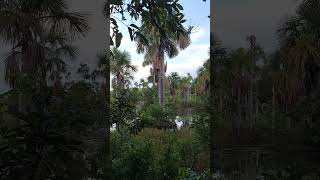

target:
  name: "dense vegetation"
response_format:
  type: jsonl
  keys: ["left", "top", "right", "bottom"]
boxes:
{"left": 0, "top": 0, "right": 320, "bottom": 179}
{"left": 0, "top": 0, "right": 209, "bottom": 179}
{"left": 109, "top": 48, "right": 210, "bottom": 179}
{"left": 208, "top": 0, "right": 320, "bottom": 179}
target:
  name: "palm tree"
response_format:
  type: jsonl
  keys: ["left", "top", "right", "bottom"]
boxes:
{"left": 228, "top": 48, "right": 251, "bottom": 136}
{"left": 277, "top": 0, "right": 320, "bottom": 100}
{"left": 4, "top": 31, "right": 79, "bottom": 88}
{"left": 0, "top": 0, "right": 89, "bottom": 87}
{"left": 179, "top": 74, "right": 193, "bottom": 104}
{"left": 246, "top": 35, "right": 264, "bottom": 131}
{"left": 110, "top": 48, "right": 137, "bottom": 90}
{"left": 135, "top": 11, "right": 191, "bottom": 108}
{"left": 168, "top": 72, "right": 181, "bottom": 104}
{"left": 194, "top": 60, "right": 210, "bottom": 98}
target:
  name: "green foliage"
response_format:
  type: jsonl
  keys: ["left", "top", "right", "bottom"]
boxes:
{"left": 177, "top": 168, "right": 210, "bottom": 180}
{"left": 191, "top": 113, "right": 209, "bottom": 147}
{"left": 138, "top": 104, "right": 176, "bottom": 130}
{"left": 0, "top": 78, "right": 107, "bottom": 179}
{"left": 0, "top": 0, "right": 89, "bottom": 88}
{"left": 111, "top": 128, "right": 209, "bottom": 180}
{"left": 109, "top": 0, "right": 189, "bottom": 47}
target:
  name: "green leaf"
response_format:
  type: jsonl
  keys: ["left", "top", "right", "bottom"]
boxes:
{"left": 180, "top": 19, "right": 186, "bottom": 24}
{"left": 135, "top": 31, "right": 149, "bottom": 46}
{"left": 176, "top": 3, "right": 183, "bottom": 10}
{"left": 130, "top": 24, "right": 140, "bottom": 30}
{"left": 110, "top": 18, "right": 118, "bottom": 28}
{"left": 110, "top": 35, "right": 114, "bottom": 46}
{"left": 128, "top": 27, "right": 134, "bottom": 41}
{"left": 115, "top": 32, "right": 122, "bottom": 48}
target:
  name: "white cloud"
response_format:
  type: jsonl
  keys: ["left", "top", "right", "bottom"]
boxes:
{"left": 166, "top": 43, "right": 209, "bottom": 77}
{"left": 190, "top": 27, "right": 208, "bottom": 43}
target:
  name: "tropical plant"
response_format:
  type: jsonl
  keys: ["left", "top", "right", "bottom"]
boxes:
{"left": 110, "top": 48, "right": 137, "bottom": 90}
{"left": 135, "top": 7, "right": 191, "bottom": 107}
{"left": 168, "top": 72, "right": 181, "bottom": 104}
{"left": 277, "top": 0, "right": 320, "bottom": 100}
{"left": 0, "top": 0, "right": 89, "bottom": 87}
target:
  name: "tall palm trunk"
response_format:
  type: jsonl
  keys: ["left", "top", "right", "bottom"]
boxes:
{"left": 158, "top": 44, "right": 165, "bottom": 108}
{"left": 249, "top": 53, "right": 254, "bottom": 131}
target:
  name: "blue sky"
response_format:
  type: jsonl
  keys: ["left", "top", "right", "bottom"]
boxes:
{"left": 114, "top": 0, "right": 210, "bottom": 82}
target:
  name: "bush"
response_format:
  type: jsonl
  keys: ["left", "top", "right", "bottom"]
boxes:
{"left": 111, "top": 128, "right": 208, "bottom": 180}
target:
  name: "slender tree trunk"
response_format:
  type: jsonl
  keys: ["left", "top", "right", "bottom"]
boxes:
{"left": 250, "top": 56, "right": 253, "bottom": 132}
{"left": 255, "top": 92, "right": 258, "bottom": 125}
{"left": 219, "top": 89, "right": 223, "bottom": 111}
{"left": 194, "top": 88, "right": 196, "bottom": 103}
{"left": 158, "top": 46, "right": 165, "bottom": 108}
{"left": 237, "top": 88, "right": 241, "bottom": 137}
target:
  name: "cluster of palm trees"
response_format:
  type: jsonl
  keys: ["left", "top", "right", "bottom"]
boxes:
{"left": 207, "top": 0, "right": 320, "bottom": 175}
{"left": 109, "top": 46, "right": 208, "bottom": 107}
{"left": 167, "top": 72, "right": 207, "bottom": 105}
{"left": 205, "top": 2, "right": 320, "bottom": 177}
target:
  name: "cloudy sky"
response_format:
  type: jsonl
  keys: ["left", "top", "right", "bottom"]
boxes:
{"left": 0, "top": 0, "right": 298, "bottom": 93}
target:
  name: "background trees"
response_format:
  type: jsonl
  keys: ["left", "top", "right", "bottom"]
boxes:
{"left": 0, "top": 0, "right": 320, "bottom": 179}
{"left": 208, "top": 1, "right": 320, "bottom": 178}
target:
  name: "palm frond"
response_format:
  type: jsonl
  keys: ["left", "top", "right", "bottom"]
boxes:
{"left": 3, "top": 50, "right": 22, "bottom": 88}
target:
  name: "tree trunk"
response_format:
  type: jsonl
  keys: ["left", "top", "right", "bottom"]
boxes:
{"left": 194, "top": 89, "right": 198, "bottom": 104}
{"left": 158, "top": 46, "right": 165, "bottom": 108}
{"left": 255, "top": 92, "right": 258, "bottom": 126}
{"left": 250, "top": 57, "right": 253, "bottom": 132}
{"left": 237, "top": 88, "right": 241, "bottom": 137}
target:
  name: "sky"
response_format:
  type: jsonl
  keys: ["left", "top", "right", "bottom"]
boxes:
{"left": 0, "top": 0, "right": 299, "bottom": 93}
